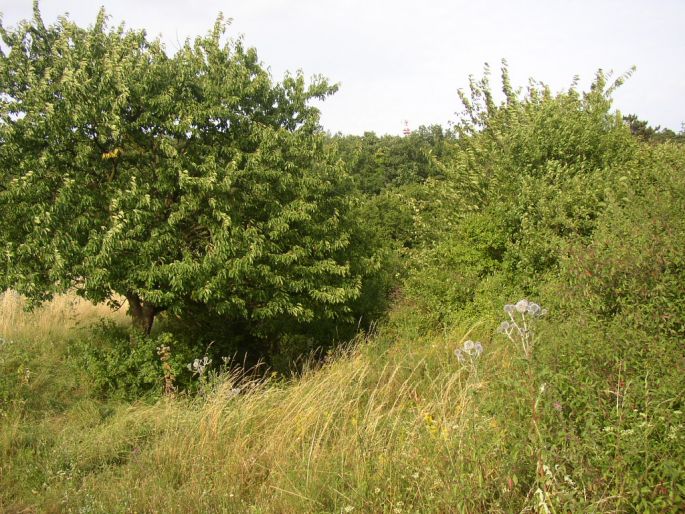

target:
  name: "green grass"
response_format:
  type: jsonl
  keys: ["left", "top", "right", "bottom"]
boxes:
{"left": 1, "top": 286, "right": 683, "bottom": 513}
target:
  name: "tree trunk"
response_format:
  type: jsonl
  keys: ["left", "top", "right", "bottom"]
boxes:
{"left": 127, "top": 293, "right": 157, "bottom": 336}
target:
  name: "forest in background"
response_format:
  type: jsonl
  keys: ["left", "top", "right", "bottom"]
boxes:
{"left": 1, "top": 5, "right": 684, "bottom": 512}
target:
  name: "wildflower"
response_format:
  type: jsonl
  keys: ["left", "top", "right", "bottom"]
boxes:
{"left": 515, "top": 299, "right": 529, "bottom": 313}
{"left": 498, "top": 300, "right": 548, "bottom": 360}
{"left": 527, "top": 302, "right": 541, "bottom": 316}
{"left": 188, "top": 355, "right": 212, "bottom": 375}
{"left": 456, "top": 340, "right": 484, "bottom": 359}
{"left": 497, "top": 321, "right": 510, "bottom": 333}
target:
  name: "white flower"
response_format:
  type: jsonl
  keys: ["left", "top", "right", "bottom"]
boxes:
{"left": 515, "top": 299, "right": 529, "bottom": 313}
{"left": 457, "top": 340, "right": 484, "bottom": 358}
{"left": 504, "top": 304, "right": 516, "bottom": 314}
{"left": 527, "top": 302, "right": 541, "bottom": 315}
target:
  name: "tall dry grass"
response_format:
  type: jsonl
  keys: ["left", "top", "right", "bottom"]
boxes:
{"left": 0, "top": 290, "right": 126, "bottom": 342}
{"left": 5, "top": 290, "right": 662, "bottom": 512}
{"left": 1, "top": 294, "right": 523, "bottom": 513}
{"left": 19, "top": 321, "right": 517, "bottom": 513}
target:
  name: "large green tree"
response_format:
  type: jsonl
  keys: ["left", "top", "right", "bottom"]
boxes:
{"left": 0, "top": 4, "right": 373, "bottom": 335}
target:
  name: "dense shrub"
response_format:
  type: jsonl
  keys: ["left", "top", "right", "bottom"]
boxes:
{"left": 0, "top": 5, "right": 385, "bottom": 360}
{"left": 527, "top": 142, "right": 685, "bottom": 511}
{"left": 72, "top": 321, "right": 196, "bottom": 399}
{"left": 561, "top": 143, "right": 685, "bottom": 338}
{"left": 403, "top": 64, "right": 639, "bottom": 324}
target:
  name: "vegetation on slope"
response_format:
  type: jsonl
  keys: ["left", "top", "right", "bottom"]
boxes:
{"left": 1, "top": 6, "right": 684, "bottom": 514}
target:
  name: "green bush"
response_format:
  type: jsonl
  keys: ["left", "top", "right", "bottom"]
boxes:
{"left": 73, "top": 321, "right": 196, "bottom": 399}
{"left": 401, "top": 64, "right": 639, "bottom": 327}
{"left": 561, "top": 143, "right": 685, "bottom": 338}
{"left": 533, "top": 315, "right": 685, "bottom": 511}
{"left": 531, "top": 142, "right": 685, "bottom": 511}
{"left": 404, "top": 207, "right": 513, "bottom": 324}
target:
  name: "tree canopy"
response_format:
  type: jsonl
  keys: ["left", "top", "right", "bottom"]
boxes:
{"left": 330, "top": 125, "right": 451, "bottom": 195}
{"left": 0, "top": 4, "right": 375, "bottom": 335}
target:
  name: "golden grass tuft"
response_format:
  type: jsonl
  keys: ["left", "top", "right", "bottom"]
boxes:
{"left": 0, "top": 290, "right": 126, "bottom": 342}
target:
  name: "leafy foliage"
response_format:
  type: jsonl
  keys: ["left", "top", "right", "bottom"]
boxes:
{"left": 72, "top": 322, "right": 194, "bottom": 399}
{"left": 403, "top": 62, "right": 639, "bottom": 323}
{"left": 331, "top": 125, "right": 452, "bottom": 195}
{"left": 535, "top": 157, "right": 685, "bottom": 508}
{"left": 560, "top": 142, "right": 685, "bottom": 338}
{"left": 0, "top": 5, "right": 377, "bottom": 344}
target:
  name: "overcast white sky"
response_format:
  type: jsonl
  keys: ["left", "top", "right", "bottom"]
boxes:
{"left": 2, "top": 1, "right": 684, "bottom": 135}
